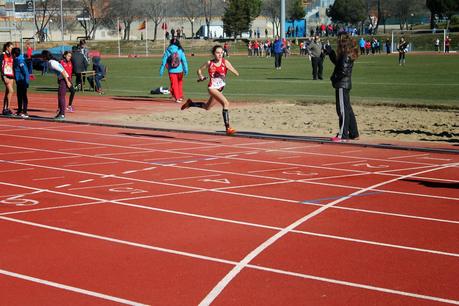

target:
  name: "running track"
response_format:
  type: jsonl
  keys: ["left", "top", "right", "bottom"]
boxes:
{"left": 0, "top": 117, "right": 458, "bottom": 305}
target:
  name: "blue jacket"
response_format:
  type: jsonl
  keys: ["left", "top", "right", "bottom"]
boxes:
{"left": 13, "top": 54, "right": 29, "bottom": 85}
{"left": 273, "top": 39, "right": 283, "bottom": 54}
{"left": 159, "top": 45, "right": 188, "bottom": 76}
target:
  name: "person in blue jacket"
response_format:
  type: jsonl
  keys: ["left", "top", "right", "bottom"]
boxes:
{"left": 12, "top": 47, "right": 30, "bottom": 117}
{"left": 160, "top": 38, "right": 188, "bottom": 103}
{"left": 88, "top": 56, "right": 106, "bottom": 94}
{"left": 273, "top": 36, "right": 283, "bottom": 70}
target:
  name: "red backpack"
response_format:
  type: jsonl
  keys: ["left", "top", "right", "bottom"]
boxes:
{"left": 168, "top": 51, "right": 181, "bottom": 68}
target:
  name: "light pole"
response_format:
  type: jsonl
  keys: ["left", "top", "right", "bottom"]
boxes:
{"left": 60, "top": 0, "right": 64, "bottom": 51}
{"left": 280, "top": 0, "right": 285, "bottom": 40}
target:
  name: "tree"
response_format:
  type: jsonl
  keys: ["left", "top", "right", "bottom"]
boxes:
{"left": 327, "top": 0, "right": 366, "bottom": 25}
{"left": 78, "top": 0, "right": 107, "bottom": 39}
{"left": 288, "top": 0, "right": 305, "bottom": 36}
{"left": 262, "top": 0, "right": 280, "bottom": 37}
{"left": 104, "top": 0, "right": 144, "bottom": 40}
{"left": 144, "top": 0, "right": 166, "bottom": 41}
{"left": 426, "top": 0, "right": 459, "bottom": 29}
{"left": 201, "top": 0, "right": 225, "bottom": 37}
{"left": 222, "top": 0, "right": 262, "bottom": 38}
{"left": 33, "top": 0, "right": 59, "bottom": 42}
{"left": 181, "top": 0, "right": 201, "bottom": 37}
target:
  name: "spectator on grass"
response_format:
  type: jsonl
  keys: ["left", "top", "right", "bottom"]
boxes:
{"left": 273, "top": 36, "right": 283, "bottom": 70}
{"left": 385, "top": 38, "right": 391, "bottom": 54}
{"left": 435, "top": 38, "right": 440, "bottom": 52}
{"left": 325, "top": 32, "right": 359, "bottom": 142}
{"left": 159, "top": 38, "right": 188, "bottom": 103}
{"left": 41, "top": 50, "right": 72, "bottom": 120}
{"left": 359, "top": 37, "right": 365, "bottom": 55}
{"left": 308, "top": 36, "right": 325, "bottom": 80}
{"left": 71, "top": 46, "right": 88, "bottom": 91}
{"left": 12, "top": 47, "right": 29, "bottom": 118}
{"left": 445, "top": 36, "right": 451, "bottom": 53}
{"left": 88, "top": 56, "right": 106, "bottom": 94}
{"left": 397, "top": 37, "right": 408, "bottom": 66}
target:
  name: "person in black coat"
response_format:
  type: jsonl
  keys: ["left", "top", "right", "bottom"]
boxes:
{"left": 325, "top": 33, "right": 359, "bottom": 142}
{"left": 71, "top": 46, "right": 88, "bottom": 90}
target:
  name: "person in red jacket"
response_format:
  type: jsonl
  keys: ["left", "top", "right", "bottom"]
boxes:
{"left": 60, "top": 51, "right": 76, "bottom": 112}
{"left": 1, "top": 42, "right": 15, "bottom": 116}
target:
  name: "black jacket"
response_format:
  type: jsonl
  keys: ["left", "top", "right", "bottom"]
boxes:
{"left": 328, "top": 48, "right": 354, "bottom": 90}
{"left": 71, "top": 51, "right": 88, "bottom": 74}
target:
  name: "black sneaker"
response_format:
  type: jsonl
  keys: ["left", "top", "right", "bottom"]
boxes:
{"left": 181, "top": 99, "right": 192, "bottom": 111}
{"left": 2, "top": 108, "right": 12, "bottom": 116}
{"left": 54, "top": 114, "right": 65, "bottom": 120}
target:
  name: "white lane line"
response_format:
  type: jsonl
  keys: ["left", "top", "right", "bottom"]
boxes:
{"left": 183, "top": 160, "right": 197, "bottom": 164}
{"left": 205, "top": 162, "right": 231, "bottom": 166}
{"left": 59, "top": 146, "right": 106, "bottom": 152}
{"left": 248, "top": 167, "right": 299, "bottom": 174}
{"left": 0, "top": 269, "right": 147, "bottom": 306}
{"left": 33, "top": 176, "right": 65, "bottom": 181}
{"left": 419, "top": 156, "right": 453, "bottom": 161}
{"left": 122, "top": 167, "right": 157, "bottom": 174}
{"left": 204, "top": 157, "right": 219, "bottom": 161}
{"left": 246, "top": 265, "right": 459, "bottom": 306}
{"left": 55, "top": 184, "right": 71, "bottom": 189}
{"left": 277, "top": 156, "right": 302, "bottom": 160}
{"left": 0, "top": 168, "right": 34, "bottom": 173}
{"left": 388, "top": 153, "right": 430, "bottom": 160}
{"left": 340, "top": 149, "right": 362, "bottom": 154}
{"left": 198, "top": 162, "right": 459, "bottom": 306}
{"left": 164, "top": 174, "right": 222, "bottom": 182}
{"left": 0, "top": 151, "right": 36, "bottom": 156}
{"left": 300, "top": 172, "right": 372, "bottom": 182}
{"left": 68, "top": 182, "right": 133, "bottom": 191}
{"left": 64, "top": 161, "right": 119, "bottom": 168}
{"left": 322, "top": 160, "right": 367, "bottom": 166}
{"left": 79, "top": 179, "right": 94, "bottom": 183}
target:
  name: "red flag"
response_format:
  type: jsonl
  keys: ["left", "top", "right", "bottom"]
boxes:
{"left": 137, "top": 20, "right": 146, "bottom": 31}
{"left": 161, "top": 23, "right": 168, "bottom": 30}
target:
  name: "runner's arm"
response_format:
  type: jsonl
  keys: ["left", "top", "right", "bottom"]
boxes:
{"left": 225, "top": 60, "right": 239, "bottom": 76}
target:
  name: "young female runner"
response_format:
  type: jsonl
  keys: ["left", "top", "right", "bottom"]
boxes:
{"left": 60, "top": 51, "right": 76, "bottom": 112}
{"left": 181, "top": 45, "right": 239, "bottom": 135}
{"left": 1, "top": 42, "right": 15, "bottom": 116}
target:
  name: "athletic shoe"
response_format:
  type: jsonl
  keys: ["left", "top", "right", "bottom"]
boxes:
{"left": 176, "top": 98, "right": 183, "bottom": 103}
{"left": 331, "top": 136, "right": 348, "bottom": 142}
{"left": 226, "top": 127, "right": 236, "bottom": 136}
{"left": 2, "top": 108, "right": 12, "bottom": 116}
{"left": 181, "top": 99, "right": 192, "bottom": 110}
{"left": 21, "top": 113, "right": 29, "bottom": 118}
{"left": 66, "top": 106, "right": 74, "bottom": 112}
{"left": 54, "top": 114, "right": 65, "bottom": 120}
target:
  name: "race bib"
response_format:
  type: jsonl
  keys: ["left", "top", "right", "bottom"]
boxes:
{"left": 210, "top": 77, "right": 225, "bottom": 89}
{"left": 3, "top": 63, "right": 13, "bottom": 76}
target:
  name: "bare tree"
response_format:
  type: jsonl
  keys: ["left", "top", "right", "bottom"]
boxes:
{"left": 34, "top": 0, "right": 60, "bottom": 42}
{"left": 201, "top": 0, "right": 225, "bottom": 37}
{"left": 103, "top": 0, "right": 144, "bottom": 40}
{"left": 181, "top": 0, "right": 201, "bottom": 37}
{"left": 143, "top": 0, "right": 166, "bottom": 41}
{"left": 262, "top": 0, "right": 280, "bottom": 37}
{"left": 78, "top": 0, "right": 106, "bottom": 39}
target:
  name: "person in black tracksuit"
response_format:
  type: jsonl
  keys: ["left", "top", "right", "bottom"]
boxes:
{"left": 325, "top": 33, "right": 359, "bottom": 142}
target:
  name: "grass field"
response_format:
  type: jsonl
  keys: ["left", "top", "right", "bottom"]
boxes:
{"left": 30, "top": 53, "right": 459, "bottom": 107}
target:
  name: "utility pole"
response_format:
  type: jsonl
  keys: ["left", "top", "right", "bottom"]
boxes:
{"left": 280, "top": 0, "right": 285, "bottom": 39}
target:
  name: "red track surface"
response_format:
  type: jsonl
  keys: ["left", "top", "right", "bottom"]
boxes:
{"left": 0, "top": 112, "right": 459, "bottom": 305}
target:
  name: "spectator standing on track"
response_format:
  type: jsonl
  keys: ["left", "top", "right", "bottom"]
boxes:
{"left": 12, "top": 47, "right": 29, "bottom": 118}
{"left": 273, "top": 36, "right": 283, "bottom": 70}
{"left": 60, "top": 51, "right": 76, "bottom": 112}
{"left": 71, "top": 46, "right": 88, "bottom": 91}
{"left": 159, "top": 38, "right": 188, "bottom": 103}
{"left": 325, "top": 33, "right": 359, "bottom": 142}
{"left": 180, "top": 45, "right": 239, "bottom": 136}
{"left": 41, "top": 50, "right": 72, "bottom": 120}
{"left": 1, "top": 42, "right": 15, "bottom": 116}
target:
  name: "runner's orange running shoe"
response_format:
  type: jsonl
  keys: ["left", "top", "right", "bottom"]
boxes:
{"left": 226, "top": 127, "right": 236, "bottom": 136}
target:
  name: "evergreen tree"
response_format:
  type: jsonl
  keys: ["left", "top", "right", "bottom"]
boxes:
{"left": 222, "top": 0, "right": 262, "bottom": 38}
{"left": 326, "top": 0, "right": 366, "bottom": 25}
{"left": 288, "top": 0, "right": 305, "bottom": 36}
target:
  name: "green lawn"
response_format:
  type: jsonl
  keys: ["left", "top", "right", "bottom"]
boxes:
{"left": 30, "top": 53, "right": 459, "bottom": 107}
